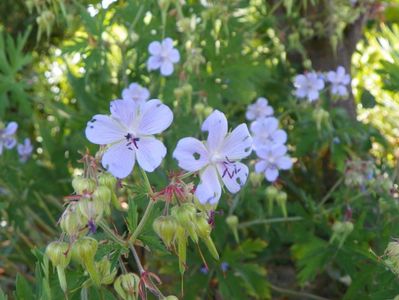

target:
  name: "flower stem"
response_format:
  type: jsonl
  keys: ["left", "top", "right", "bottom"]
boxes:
{"left": 129, "top": 168, "right": 155, "bottom": 244}
{"left": 98, "top": 221, "right": 127, "bottom": 247}
{"left": 238, "top": 216, "right": 303, "bottom": 229}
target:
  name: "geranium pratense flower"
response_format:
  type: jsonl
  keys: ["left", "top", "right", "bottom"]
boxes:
{"left": 246, "top": 97, "right": 274, "bottom": 121}
{"left": 0, "top": 121, "right": 18, "bottom": 155}
{"left": 122, "top": 83, "right": 150, "bottom": 104}
{"left": 255, "top": 144, "right": 292, "bottom": 182}
{"left": 147, "top": 38, "right": 180, "bottom": 76}
{"left": 85, "top": 99, "right": 173, "bottom": 178}
{"left": 250, "top": 117, "right": 287, "bottom": 149}
{"left": 17, "top": 138, "right": 33, "bottom": 162}
{"left": 293, "top": 72, "right": 324, "bottom": 102}
{"left": 326, "top": 66, "right": 351, "bottom": 96}
{"left": 173, "top": 110, "right": 252, "bottom": 205}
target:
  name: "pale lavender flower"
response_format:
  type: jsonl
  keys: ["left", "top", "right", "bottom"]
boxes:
{"left": 250, "top": 117, "right": 287, "bottom": 150}
{"left": 0, "top": 122, "right": 18, "bottom": 155}
{"left": 293, "top": 72, "right": 325, "bottom": 102}
{"left": 246, "top": 97, "right": 274, "bottom": 121}
{"left": 255, "top": 145, "right": 292, "bottom": 182}
{"left": 326, "top": 66, "right": 351, "bottom": 97}
{"left": 121, "top": 83, "right": 150, "bottom": 104}
{"left": 17, "top": 138, "right": 33, "bottom": 162}
{"left": 173, "top": 110, "right": 252, "bottom": 205}
{"left": 147, "top": 38, "right": 180, "bottom": 76}
{"left": 220, "top": 262, "right": 229, "bottom": 272}
{"left": 85, "top": 99, "right": 173, "bottom": 178}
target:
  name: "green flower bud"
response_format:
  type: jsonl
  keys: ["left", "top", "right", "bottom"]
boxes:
{"left": 153, "top": 216, "right": 178, "bottom": 248}
{"left": 164, "top": 296, "right": 179, "bottom": 300}
{"left": 45, "top": 241, "right": 71, "bottom": 268}
{"left": 182, "top": 84, "right": 193, "bottom": 95}
{"left": 114, "top": 273, "right": 140, "bottom": 300}
{"left": 98, "top": 172, "right": 117, "bottom": 190}
{"left": 265, "top": 186, "right": 279, "bottom": 200}
{"left": 176, "top": 226, "right": 187, "bottom": 275}
{"left": 78, "top": 197, "right": 104, "bottom": 224}
{"left": 72, "top": 177, "right": 96, "bottom": 194}
{"left": 72, "top": 237, "right": 100, "bottom": 286}
{"left": 60, "top": 203, "right": 84, "bottom": 236}
{"left": 194, "top": 103, "right": 205, "bottom": 115}
{"left": 226, "top": 215, "right": 239, "bottom": 242}
{"left": 96, "top": 257, "right": 117, "bottom": 285}
{"left": 174, "top": 87, "right": 185, "bottom": 99}
{"left": 276, "top": 192, "right": 288, "bottom": 217}
{"left": 204, "top": 107, "right": 213, "bottom": 117}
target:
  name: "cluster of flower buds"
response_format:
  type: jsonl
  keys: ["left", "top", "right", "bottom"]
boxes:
{"left": 60, "top": 171, "right": 116, "bottom": 238}
{"left": 330, "top": 221, "right": 354, "bottom": 248}
{"left": 384, "top": 240, "right": 399, "bottom": 277}
{"left": 153, "top": 202, "right": 219, "bottom": 275}
{"left": 265, "top": 186, "right": 288, "bottom": 217}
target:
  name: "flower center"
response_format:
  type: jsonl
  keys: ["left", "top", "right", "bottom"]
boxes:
{"left": 125, "top": 133, "right": 140, "bottom": 150}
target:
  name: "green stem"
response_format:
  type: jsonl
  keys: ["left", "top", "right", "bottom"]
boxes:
{"left": 317, "top": 177, "right": 344, "bottom": 208}
{"left": 238, "top": 216, "right": 303, "bottom": 229}
{"left": 129, "top": 168, "right": 155, "bottom": 244}
{"left": 270, "top": 283, "right": 330, "bottom": 300}
{"left": 98, "top": 221, "right": 126, "bottom": 247}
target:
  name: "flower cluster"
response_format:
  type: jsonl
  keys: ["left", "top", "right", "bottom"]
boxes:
{"left": 0, "top": 121, "right": 33, "bottom": 163}
{"left": 246, "top": 98, "right": 292, "bottom": 182}
{"left": 293, "top": 66, "right": 351, "bottom": 102}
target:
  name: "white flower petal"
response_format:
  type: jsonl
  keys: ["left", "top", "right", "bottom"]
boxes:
{"left": 255, "top": 160, "right": 267, "bottom": 173}
{"left": 265, "top": 167, "right": 279, "bottom": 182}
{"left": 195, "top": 165, "right": 222, "bottom": 205}
{"left": 135, "top": 137, "right": 166, "bottom": 172}
{"left": 147, "top": 56, "right": 162, "bottom": 70}
{"left": 85, "top": 114, "right": 125, "bottom": 145}
{"left": 202, "top": 110, "right": 228, "bottom": 153}
{"left": 148, "top": 41, "right": 162, "bottom": 55}
{"left": 160, "top": 61, "right": 174, "bottom": 76}
{"left": 110, "top": 99, "right": 137, "bottom": 127}
{"left": 277, "top": 156, "right": 292, "bottom": 170}
{"left": 102, "top": 141, "right": 136, "bottom": 178}
{"left": 4, "top": 122, "right": 18, "bottom": 135}
{"left": 217, "top": 162, "right": 249, "bottom": 193}
{"left": 4, "top": 137, "right": 16, "bottom": 149}
{"left": 271, "top": 129, "right": 287, "bottom": 144}
{"left": 162, "top": 38, "right": 174, "bottom": 50}
{"left": 169, "top": 49, "right": 180, "bottom": 63}
{"left": 173, "top": 137, "right": 209, "bottom": 172}
{"left": 221, "top": 124, "right": 252, "bottom": 160}
{"left": 137, "top": 99, "right": 173, "bottom": 135}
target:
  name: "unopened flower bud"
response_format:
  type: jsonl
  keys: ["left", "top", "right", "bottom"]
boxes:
{"left": 72, "top": 177, "right": 96, "bottom": 194}
{"left": 226, "top": 215, "right": 239, "bottom": 242}
{"left": 114, "top": 273, "right": 140, "bottom": 300}
{"left": 182, "top": 83, "right": 192, "bottom": 95}
{"left": 46, "top": 241, "right": 71, "bottom": 268}
{"left": 60, "top": 203, "right": 83, "bottom": 236}
{"left": 204, "top": 107, "right": 213, "bottom": 117}
{"left": 194, "top": 103, "right": 205, "bottom": 115}
{"left": 96, "top": 257, "right": 117, "bottom": 285}
{"left": 265, "top": 186, "right": 279, "bottom": 200}
{"left": 174, "top": 87, "right": 184, "bottom": 99}
{"left": 72, "top": 237, "right": 100, "bottom": 285}
{"left": 276, "top": 192, "right": 287, "bottom": 217}
{"left": 164, "top": 296, "right": 179, "bottom": 300}
{"left": 98, "top": 172, "right": 117, "bottom": 190}
{"left": 153, "top": 216, "right": 178, "bottom": 248}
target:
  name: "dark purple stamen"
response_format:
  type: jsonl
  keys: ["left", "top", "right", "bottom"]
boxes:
{"left": 88, "top": 219, "right": 97, "bottom": 234}
{"left": 125, "top": 133, "right": 140, "bottom": 149}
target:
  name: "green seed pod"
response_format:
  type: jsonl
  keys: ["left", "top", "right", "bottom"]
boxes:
{"left": 182, "top": 83, "right": 193, "bottom": 95}
{"left": 195, "top": 215, "right": 211, "bottom": 239}
{"left": 172, "top": 204, "right": 198, "bottom": 242}
{"left": 265, "top": 186, "right": 279, "bottom": 200}
{"left": 92, "top": 186, "right": 111, "bottom": 203}
{"left": 78, "top": 197, "right": 104, "bottom": 224}
{"left": 153, "top": 216, "right": 178, "bottom": 248}
{"left": 194, "top": 103, "right": 205, "bottom": 115}
{"left": 96, "top": 257, "right": 117, "bottom": 285}
{"left": 72, "top": 177, "right": 96, "bottom": 194}
{"left": 226, "top": 215, "right": 239, "bottom": 242}
{"left": 203, "top": 236, "right": 219, "bottom": 260}
{"left": 276, "top": 192, "right": 288, "bottom": 218}
{"left": 98, "top": 172, "right": 117, "bottom": 190}
{"left": 204, "top": 107, "right": 213, "bottom": 117}
{"left": 164, "top": 296, "right": 179, "bottom": 300}
{"left": 60, "top": 203, "right": 83, "bottom": 236}
{"left": 45, "top": 241, "right": 71, "bottom": 268}
{"left": 114, "top": 273, "right": 140, "bottom": 300}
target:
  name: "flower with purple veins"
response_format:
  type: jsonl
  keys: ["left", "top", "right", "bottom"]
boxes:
{"left": 246, "top": 97, "right": 274, "bottom": 121}
{"left": 147, "top": 38, "right": 180, "bottom": 76}
{"left": 255, "top": 144, "right": 292, "bottom": 182}
{"left": 0, "top": 122, "right": 18, "bottom": 155}
{"left": 17, "top": 138, "right": 33, "bottom": 163}
{"left": 85, "top": 99, "right": 173, "bottom": 178}
{"left": 250, "top": 117, "right": 287, "bottom": 150}
{"left": 173, "top": 110, "right": 252, "bottom": 205}
{"left": 122, "top": 82, "right": 150, "bottom": 104}
{"left": 326, "top": 66, "right": 351, "bottom": 97}
{"left": 293, "top": 72, "right": 325, "bottom": 102}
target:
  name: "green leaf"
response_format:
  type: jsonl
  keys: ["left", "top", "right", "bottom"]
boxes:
{"left": 0, "top": 288, "right": 7, "bottom": 300}
{"left": 15, "top": 273, "right": 34, "bottom": 300}
{"left": 360, "top": 90, "right": 376, "bottom": 108}
{"left": 127, "top": 197, "right": 138, "bottom": 233}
